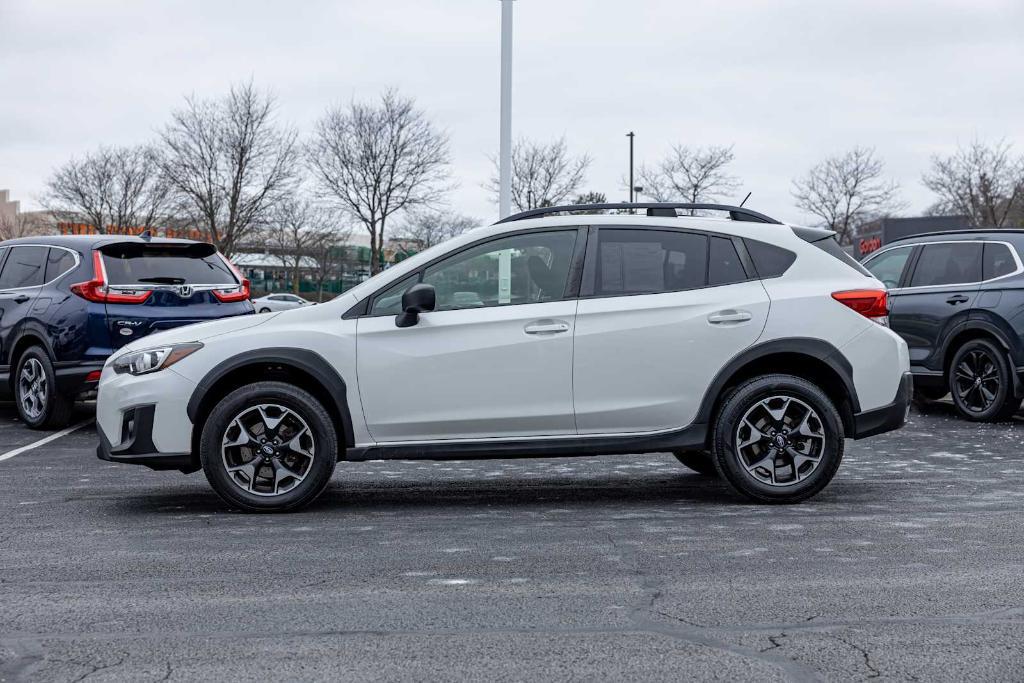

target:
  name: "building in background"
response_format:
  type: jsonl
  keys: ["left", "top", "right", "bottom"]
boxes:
{"left": 853, "top": 215, "right": 975, "bottom": 259}
{"left": 0, "top": 190, "right": 18, "bottom": 225}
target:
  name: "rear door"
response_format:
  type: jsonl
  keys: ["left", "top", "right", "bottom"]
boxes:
{"left": 894, "top": 241, "right": 982, "bottom": 370}
{"left": 0, "top": 246, "right": 47, "bottom": 362}
{"left": 572, "top": 228, "right": 769, "bottom": 434}
{"left": 99, "top": 242, "right": 252, "bottom": 349}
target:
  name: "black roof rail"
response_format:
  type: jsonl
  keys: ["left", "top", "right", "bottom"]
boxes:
{"left": 495, "top": 202, "right": 783, "bottom": 225}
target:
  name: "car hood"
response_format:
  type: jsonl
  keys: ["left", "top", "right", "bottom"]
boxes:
{"left": 114, "top": 312, "right": 280, "bottom": 355}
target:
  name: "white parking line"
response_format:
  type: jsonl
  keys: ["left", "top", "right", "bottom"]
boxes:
{"left": 0, "top": 419, "right": 94, "bottom": 462}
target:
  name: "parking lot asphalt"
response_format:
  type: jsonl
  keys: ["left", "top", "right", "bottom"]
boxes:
{"left": 1, "top": 401, "right": 1023, "bottom": 682}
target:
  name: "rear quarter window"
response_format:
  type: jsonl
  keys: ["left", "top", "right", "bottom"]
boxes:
{"left": 743, "top": 239, "right": 796, "bottom": 279}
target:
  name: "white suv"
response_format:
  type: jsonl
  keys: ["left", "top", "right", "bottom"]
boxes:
{"left": 96, "top": 203, "right": 911, "bottom": 512}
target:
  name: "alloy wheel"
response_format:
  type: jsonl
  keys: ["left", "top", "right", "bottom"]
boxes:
{"left": 734, "top": 395, "right": 826, "bottom": 487}
{"left": 18, "top": 358, "right": 47, "bottom": 420}
{"left": 953, "top": 349, "right": 1000, "bottom": 414}
{"left": 221, "top": 403, "right": 316, "bottom": 497}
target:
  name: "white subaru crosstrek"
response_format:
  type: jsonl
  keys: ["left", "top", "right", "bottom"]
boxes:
{"left": 96, "top": 203, "right": 911, "bottom": 512}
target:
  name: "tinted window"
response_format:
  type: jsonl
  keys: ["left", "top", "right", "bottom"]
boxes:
{"left": 423, "top": 230, "right": 577, "bottom": 311}
{"left": 864, "top": 246, "right": 913, "bottom": 289}
{"left": 910, "top": 242, "right": 982, "bottom": 287}
{"left": 0, "top": 246, "right": 47, "bottom": 289}
{"left": 101, "top": 244, "right": 236, "bottom": 285}
{"left": 983, "top": 243, "right": 1016, "bottom": 280}
{"left": 744, "top": 240, "right": 796, "bottom": 278}
{"left": 592, "top": 229, "right": 707, "bottom": 295}
{"left": 708, "top": 236, "right": 746, "bottom": 286}
{"left": 44, "top": 248, "right": 77, "bottom": 282}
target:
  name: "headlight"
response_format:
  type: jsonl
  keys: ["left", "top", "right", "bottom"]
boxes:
{"left": 112, "top": 342, "right": 203, "bottom": 375}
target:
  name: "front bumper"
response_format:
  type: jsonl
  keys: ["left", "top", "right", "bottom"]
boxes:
{"left": 851, "top": 372, "right": 913, "bottom": 439}
{"left": 96, "top": 404, "right": 198, "bottom": 473}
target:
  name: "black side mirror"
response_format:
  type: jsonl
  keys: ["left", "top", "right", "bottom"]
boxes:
{"left": 396, "top": 283, "right": 436, "bottom": 328}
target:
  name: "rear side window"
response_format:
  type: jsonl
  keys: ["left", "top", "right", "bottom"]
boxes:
{"left": 864, "top": 246, "right": 913, "bottom": 289}
{"left": 0, "top": 246, "right": 47, "bottom": 289}
{"left": 708, "top": 236, "right": 747, "bottom": 286}
{"left": 910, "top": 242, "right": 982, "bottom": 287}
{"left": 101, "top": 244, "right": 237, "bottom": 285}
{"left": 983, "top": 243, "right": 1017, "bottom": 280}
{"left": 44, "top": 248, "right": 77, "bottom": 282}
{"left": 744, "top": 239, "right": 796, "bottom": 278}
{"left": 592, "top": 229, "right": 707, "bottom": 296}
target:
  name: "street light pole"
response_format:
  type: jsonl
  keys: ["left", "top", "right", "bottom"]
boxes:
{"left": 498, "top": 0, "right": 514, "bottom": 219}
{"left": 626, "top": 131, "right": 635, "bottom": 204}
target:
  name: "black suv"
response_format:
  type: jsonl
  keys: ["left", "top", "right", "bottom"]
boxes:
{"left": 0, "top": 235, "right": 253, "bottom": 429}
{"left": 863, "top": 230, "right": 1024, "bottom": 421}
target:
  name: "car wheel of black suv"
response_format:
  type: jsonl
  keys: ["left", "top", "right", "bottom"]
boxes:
{"left": 199, "top": 381, "right": 338, "bottom": 513}
{"left": 711, "top": 374, "right": 844, "bottom": 504}
{"left": 948, "top": 339, "right": 1020, "bottom": 422}
{"left": 671, "top": 449, "right": 718, "bottom": 476}
{"left": 15, "top": 346, "right": 74, "bottom": 430}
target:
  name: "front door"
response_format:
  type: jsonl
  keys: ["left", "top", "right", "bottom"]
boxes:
{"left": 572, "top": 229, "right": 769, "bottom": 433}
{"left": 357, "top": 228, "right": 582, "bottom": 442}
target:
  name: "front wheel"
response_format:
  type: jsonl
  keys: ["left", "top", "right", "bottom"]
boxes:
{"left": 259, "top": 307, "right": 272, "bottom": 314}
{"left": 711, "top": 374, "right": 844, "bottom": 504}
{"left": 948, "top": 339, "right": 1020, "bottom": 422}
{"left": 199, "top": 381, "right": 338, "bottom": 512}
{"left": 15, "top": 347, "right": 73, "bottom": 429}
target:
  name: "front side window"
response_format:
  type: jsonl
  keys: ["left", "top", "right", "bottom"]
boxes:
{"left": 422, "top": 230, "right": 577, "bottom": 311}
{"left": 910, "top": 242, "right": 982, "bottom": 287}
{"left": 864, "top": 246, "right": 913, "bottom": 289}
{"left": 0, "top": 246, "right": 47, "bottom": 289}
{"left": 591, "top": 229, "right": 708, "bottom": 296}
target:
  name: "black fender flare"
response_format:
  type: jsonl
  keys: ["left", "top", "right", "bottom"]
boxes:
{"left": 694, "top": 337, "right": 860, "bottom": 424}
{"left": 186, "top": 348, "right": 355, "bottom": 448}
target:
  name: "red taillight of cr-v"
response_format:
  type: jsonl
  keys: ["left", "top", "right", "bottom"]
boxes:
{"left": 831, "top": 289, "right": 889, "bottom": 324}
{"left": 212, "top": 254, "right": 251, "bottom": 302}
{"left": 70, "top": 251, "right": 152, "bottom": 304}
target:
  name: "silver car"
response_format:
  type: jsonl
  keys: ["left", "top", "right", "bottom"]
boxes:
{"left": 251, "top": 293, "right": 314, "bottom": 313}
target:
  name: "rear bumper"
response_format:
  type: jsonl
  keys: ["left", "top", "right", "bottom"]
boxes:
{"left": 96, "top": 404, "right": 197, "bottom": 473}
{"left": 851, "top": 372, "right": 913, "bottom": 439}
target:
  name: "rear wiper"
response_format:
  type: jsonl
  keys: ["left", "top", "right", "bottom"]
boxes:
{"left": 136, "top": 277, "right": 187, "bottom": 284}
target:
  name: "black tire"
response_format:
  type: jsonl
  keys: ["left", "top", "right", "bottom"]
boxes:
{"left": 711, "top": 374, "right": 844, "bottom": 504}
{"left": 259, "top": 307, "right": 271, "bottom": 313}
{"left": 200, "top": 381, "right": 338, "bottom": 512}
{"left": 671, "top": 449, "right": 717, "bottom": 476}
{"left": 14, "top": 346, "right": 74, "bottom": 430}
{"left": 948, "top": 339, "right": 1020, "bottom": 422}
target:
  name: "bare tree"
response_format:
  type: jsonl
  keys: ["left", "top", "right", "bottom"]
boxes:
{"left": 394, "top": 208, "right": 479, "bottom": 250}
{"left": 488, "top": 137, "right": 590, "bottom": 211}
{"left": 42, "top": 145, "right": 171, "bottom": 233}
{"left": 923, "top": 140, "right": 1024, "bottom": 228}
{"left": 307, "top": 90, "right": 450, "bottom": 275}
{"left": 159, "top": 81, "right": 300, "bottom": 256}
{"left": 267, "top": 196, "right": 335, "bottom": 293}
{"left": 637, "top": 145, "right": 740, "bottom": 206}
{"left": 791, "top": 147, "right": 904, "bottom": 245}
{"left": 308, "top": 225, "right": 354, "bottom": 302}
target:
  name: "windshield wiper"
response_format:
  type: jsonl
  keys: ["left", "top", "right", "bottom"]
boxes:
{"left": 136, "top": 276, "right": 187, "bottom": 284}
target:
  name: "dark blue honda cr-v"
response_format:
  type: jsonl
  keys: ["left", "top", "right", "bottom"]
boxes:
{"left": 0, "top": 235, "right": 253, "bottom": 429}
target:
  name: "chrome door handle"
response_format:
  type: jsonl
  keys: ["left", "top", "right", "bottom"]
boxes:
{"left": 524, "top": 319, "right": 570, "bottom": 335}
{"left": 707, "top": 310, "right": 752, "bottom": 324}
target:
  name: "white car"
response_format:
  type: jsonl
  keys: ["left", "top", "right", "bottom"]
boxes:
{"left": 251, "top": 293, "right": 313, "bottom": 313}
{"left": 96, "top": 203, "right": 911, "bottom": 512}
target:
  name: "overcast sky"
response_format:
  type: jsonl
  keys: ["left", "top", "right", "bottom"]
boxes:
{"left": 1, "top": 0, "right": 1022, "bottom": 226}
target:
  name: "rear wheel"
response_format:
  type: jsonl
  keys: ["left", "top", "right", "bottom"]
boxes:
{"left": 259, "top": 307, "right": 271, "bottom": 313}
{"left": 200, "top": 381, "right": 338, "bottom": 512}
{"left": 712, "top": 374, "right": 844, "bottom": 504}
{"left": 948, "top": 339, "right": 1020, "bottom": 421}
{"left": 671, "top": 450, "right": 717, "bottom": 476}
{"left": 14, "top": 347, "right": 74, "bottom": 430}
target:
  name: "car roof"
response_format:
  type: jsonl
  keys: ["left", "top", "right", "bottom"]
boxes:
{"left": 0, "top": 234, "right": 210, "bottom": 250}
{"left": 886, "top": 229, "right": 1024, "bottom": 247}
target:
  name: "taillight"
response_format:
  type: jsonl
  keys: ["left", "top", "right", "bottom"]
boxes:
{"left": 70, "top": 251, "right": 152, "bottom": 304}
{"left": 213, "top": 254, "right": 251, "bottom": 302}
{"left": 831, "top": 289, "right": 889, "bottom": 325}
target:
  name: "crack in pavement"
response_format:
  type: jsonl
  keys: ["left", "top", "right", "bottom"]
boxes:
{"left": 827, "top": 634, "right": 880, "bottom": 679}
